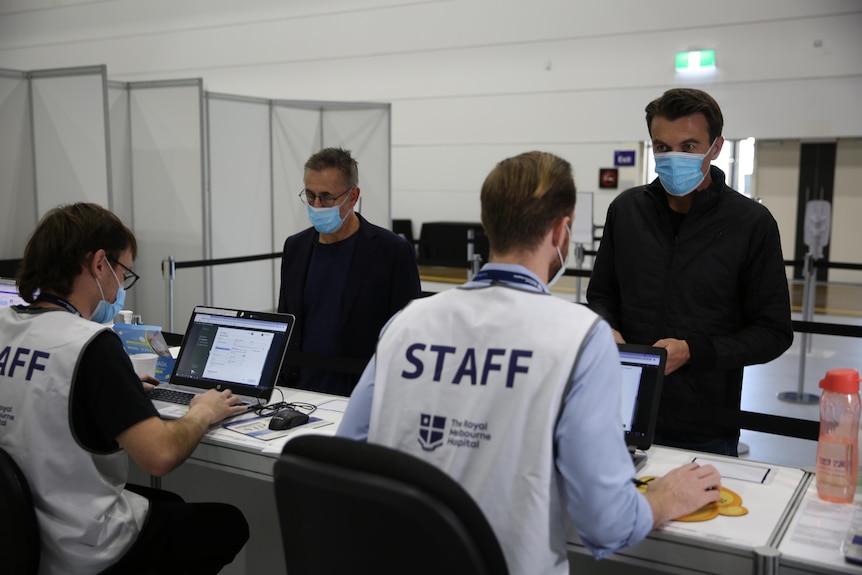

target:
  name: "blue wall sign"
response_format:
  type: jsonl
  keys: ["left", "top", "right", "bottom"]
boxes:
{"left": 614, "top": 150, "right": 636, "bottom": 167}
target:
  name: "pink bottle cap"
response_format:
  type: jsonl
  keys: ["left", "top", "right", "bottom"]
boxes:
{"left": 819, "top": 368, "right": 861, "bottom": 394}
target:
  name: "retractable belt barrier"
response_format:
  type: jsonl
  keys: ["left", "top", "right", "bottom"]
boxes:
{"left": 161, "top": 249, "right": 860, "bottom": 443}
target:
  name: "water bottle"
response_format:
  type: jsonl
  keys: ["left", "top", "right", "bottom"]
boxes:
{"left": 816, "top": 368, "right": 861, "bottom": 503}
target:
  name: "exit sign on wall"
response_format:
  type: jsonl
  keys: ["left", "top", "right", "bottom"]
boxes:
{"left": 614, "top": 151, "right": 636, "bottom": 167}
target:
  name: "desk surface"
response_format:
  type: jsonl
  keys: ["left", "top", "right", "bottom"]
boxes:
{"left": 185, "top": 387, "right": 346, "bottom": 480}
{"left": 778, "top": 481, "right": 861, "bottom": 574}
{"left": 568, "top": 446, "right": 810, "bottom": 574}
{"left": 185, "top": 391, "right": 857, "bottom": 575}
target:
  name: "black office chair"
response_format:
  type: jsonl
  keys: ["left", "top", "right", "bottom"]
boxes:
{"left": 0, "top": 447, "right": 41, "bottom": 574}
{"left": 274, "top": 435, "right": 509, "bottom": 575}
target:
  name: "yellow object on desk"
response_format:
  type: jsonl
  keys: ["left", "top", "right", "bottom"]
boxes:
{"left": 636, "top": 476, "right": 749, "bottom": 522}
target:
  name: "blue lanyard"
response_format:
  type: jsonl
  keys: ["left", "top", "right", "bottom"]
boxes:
{"left": 471, "top": 269, "right": 543, "bottom": 291}
{"left": 36, "top": 294, "right": 81, "bottom": 316}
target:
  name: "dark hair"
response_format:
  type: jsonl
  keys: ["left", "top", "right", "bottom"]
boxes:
{"left": 17, "top": 203, "right": 137, "bottom": 303}
{"left": 645, "top": 88, "right": 724, "bottom": 142}
{"left": 304, "top": 147, "right": 359, "bottom": 188}
{"left": 480, "top": 151, "right": 576, "bottom": 256}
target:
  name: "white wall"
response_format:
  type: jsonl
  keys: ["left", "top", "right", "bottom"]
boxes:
{"left": 1, "top": 0, "right": 861, "bottom": 254}
{"left": 2, "top": 5, "right": 859, "bottom": 572}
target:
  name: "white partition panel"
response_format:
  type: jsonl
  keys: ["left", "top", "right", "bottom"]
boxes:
{"left": 271, "top": 103, "right": 321, "bottom": 241}
{"left": 323, "top": 106, "right": 391, "bottom": 229}
{"left": 0, "top": 69, "right": 36, "bottom": 260}
{"left": 30, "top": 66, "right": 109, "bottom": 217}
{"left": 129, "top": 80, "right": 205, "bottom": 330}
{"left": 271, "top": 104, "right": 321, "bottom": 301}
{"left": 107, "top": 81, "right": 137, "bottom": 312}
{"left": 207, "top": 93, "right": 274, "bottom": 311}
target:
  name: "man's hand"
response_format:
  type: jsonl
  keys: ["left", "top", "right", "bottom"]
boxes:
{"left": 611, "top": 329, "right": 626, "bottom": 344}
{"left": 140, "top": 374, "right": 159, "bottom": 392}
{"left": 189, "top": 388, "right": 249, "bottom": 427}
{"left": 119, "top": 389, "right": 249, "bottom": 477}
{"left": 653, "top": 338, "right": 690, "bottom": 375}
{"left": 643, "top": 462, "right": 721, "bottom": 527}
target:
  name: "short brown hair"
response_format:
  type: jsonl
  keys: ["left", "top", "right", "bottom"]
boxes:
{"left": 645, "top": 88, "right": 724, "bottom": 142}
{"left": 304, "top": 147, "right": 359, "bottom": 188}
{"left": 480, "top": 151, "right": 576, "bottom": 256}
{"left": 17, "top": 203, "right": 137, "bottom": 302}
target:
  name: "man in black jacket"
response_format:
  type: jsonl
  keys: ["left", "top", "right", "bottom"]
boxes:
{"left": 278, "top": 147, "right": 421, "bottom": 396}
{"left": 587, "top": 88, "right": 793, "bottom": 456}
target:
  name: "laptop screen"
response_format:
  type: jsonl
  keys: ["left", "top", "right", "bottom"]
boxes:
{"left": 0, "top": 278, "right": 29, "bottom": 308}
{"left": 169, "top": 306, "right": 295, "bottom": 400}
{"left": 618, "top": 343, "right": 666, "bottom": 452}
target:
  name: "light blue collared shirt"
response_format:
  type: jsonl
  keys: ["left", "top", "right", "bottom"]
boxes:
{"left": 338, "top": 263, "right": 654, "bottom": 559}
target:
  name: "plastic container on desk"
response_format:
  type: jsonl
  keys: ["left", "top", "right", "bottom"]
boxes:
{"left": 816, "top": 368, "right": 861, "bottom": 503}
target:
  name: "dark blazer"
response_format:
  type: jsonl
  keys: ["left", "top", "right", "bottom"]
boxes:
{"left": 277, "top": 213, "right": 422, "bottom": 393}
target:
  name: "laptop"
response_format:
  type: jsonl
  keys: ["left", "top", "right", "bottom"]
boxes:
{"left": 617, "top": 343, "right": 667, "bottom": 471}
{"left": 149, "top": 305, "right": 295, "bottom": 419}
{"left": 0, "top": 278, "right": 29, "bottom": 308}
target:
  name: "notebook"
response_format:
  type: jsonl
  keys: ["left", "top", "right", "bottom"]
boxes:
{"left": 617, "top": 343, "right": 667, "bottom": 471}
{"left": 149, "top": 306, "right": 295, "bottom": 419}
{"left": 0, "top": 278, "right": 28, "bottom": 309}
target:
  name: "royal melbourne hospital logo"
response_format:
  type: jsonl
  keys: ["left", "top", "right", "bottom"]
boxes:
{"left": 418, "top": 413, "right": 446, "bottom": 451}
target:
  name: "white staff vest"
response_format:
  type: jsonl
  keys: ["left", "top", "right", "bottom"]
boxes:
{"left": 0, "top": 308, "right": 148, "bottom": 575}
{"left": 369, "top": 285, "right": 597, "bottom": 575}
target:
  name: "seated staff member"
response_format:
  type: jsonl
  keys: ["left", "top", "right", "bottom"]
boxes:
{"left": 278, "top": 147, "right": 421, "bottom": 396}
{"left": 0, "top": 203, "right": 249, "bottom": 575}
{"left": 337, "top": 152, "right": 721, "bottom": 575}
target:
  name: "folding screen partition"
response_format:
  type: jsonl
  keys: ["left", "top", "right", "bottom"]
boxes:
{"left": 0, "top": 69, "right": 35, "bottom": 263}
{"left": 30, "top": 66, "right": 111, "bottom": 216}
{"left": 127, "top": 79, "right": 206, "bottom": 329}
{"left": 0, "top": 66, "right": 391, "bottom": 331}
{"left": 207, "top": 93, "right": 274, "bottom": 313}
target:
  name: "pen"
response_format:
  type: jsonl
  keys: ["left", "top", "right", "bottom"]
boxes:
{"left": 631, "top": 478, "right": 652, "bottom": 488}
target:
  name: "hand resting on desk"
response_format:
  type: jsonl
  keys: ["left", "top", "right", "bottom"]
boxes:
{"left": 642, "top": 462, "right": 722, "bottom": 528}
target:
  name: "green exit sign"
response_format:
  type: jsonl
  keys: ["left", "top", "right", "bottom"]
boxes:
{"left": 676, "top": 50, "right": 716, "bottom": 71}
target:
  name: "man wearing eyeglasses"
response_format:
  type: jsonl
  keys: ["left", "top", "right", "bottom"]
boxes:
{"left": 0, "top": 203, "right": 250, "bottom": 574}
{"left": 278, "top": 147, "right": 422, "bottom": 396}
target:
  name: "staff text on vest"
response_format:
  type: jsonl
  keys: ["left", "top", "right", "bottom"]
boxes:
{"left": 402, "top": 343, "right": 532, "bottom": 387}
{"left": 0, "top": 347, "right": 51, "bottom": 381}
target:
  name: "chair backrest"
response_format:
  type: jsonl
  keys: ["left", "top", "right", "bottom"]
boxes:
{"left": 0, "top": 447, "right": 41, "bottom": 574}
{"left": 274, "top": 435, "right": 509, "bottom": 575}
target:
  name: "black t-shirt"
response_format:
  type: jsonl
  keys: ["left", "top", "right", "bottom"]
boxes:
{"left": 71, "top": 331, "right": 160, "bottom": 453}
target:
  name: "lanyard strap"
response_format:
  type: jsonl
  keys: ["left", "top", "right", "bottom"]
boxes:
{"left": 36, "top": 294, "right": 81, "bottom": 316}
{"left": 471, "top": 269, "right": 543, "bottom": 291}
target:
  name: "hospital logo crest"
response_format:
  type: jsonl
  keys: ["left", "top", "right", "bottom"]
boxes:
{"left": 418, "top": 413, "right": 446, "bottom": 451}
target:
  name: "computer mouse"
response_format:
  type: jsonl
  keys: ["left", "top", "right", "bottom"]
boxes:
{"left": 268, "top": 408, "right": 309, "bottom": 430}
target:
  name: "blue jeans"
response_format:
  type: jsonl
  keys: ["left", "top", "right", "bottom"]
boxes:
{"left": 653, "top": 431, "right": 739, "bottom": 457}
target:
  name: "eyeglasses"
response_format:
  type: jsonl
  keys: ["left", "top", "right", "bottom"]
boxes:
{"left": 109, "top": 259, "right": 140, "bottom": 290}
{"left": 298, "top": 187, "right": 352, "bottom": 208}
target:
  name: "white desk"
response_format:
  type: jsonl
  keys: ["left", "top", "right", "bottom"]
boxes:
{"left": 128, "top": 387, "right": 347, "bottom": 575}
{"left": 183, "top": 388, "right": 347, "bottom": 480}
{"left": 567, "top": 446, "right": 810, "bottom": 575}
{"left": 148, "top": 395, "right": 856, "bottom": 575}
{"left": 777, "top": 481, "right": 861, "bottom": 574}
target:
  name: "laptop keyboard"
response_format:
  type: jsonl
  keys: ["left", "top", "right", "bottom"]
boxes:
{"left": 148, "top": 388, "right": 195, "bottom": 406}
{"left": 148, "top": 387, "right": 255, "bottom": 410}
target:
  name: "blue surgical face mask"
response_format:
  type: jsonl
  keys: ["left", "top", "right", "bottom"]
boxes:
{"left": 548, "top": 224, "right": 571, "bottom": 288}
{"left": 307, "top": 193, "right": 351, "bottom": 234}
{"left": 654, "top": 139, "right": 717, "bottom": 197}
{"left": 91, "top": 264, "right": 126, "bottom": 324}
